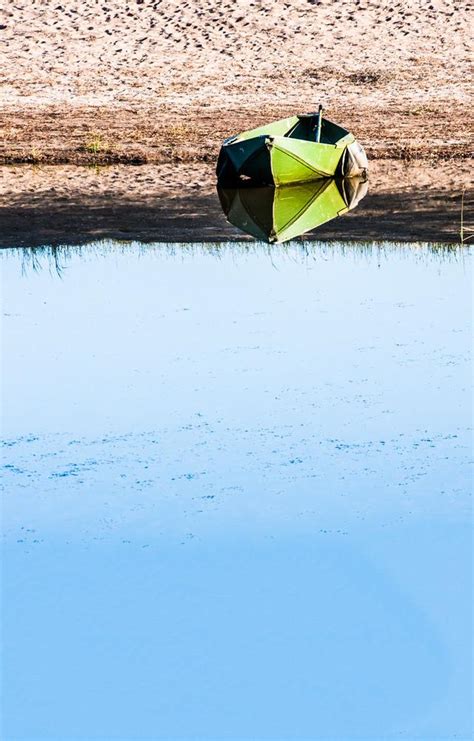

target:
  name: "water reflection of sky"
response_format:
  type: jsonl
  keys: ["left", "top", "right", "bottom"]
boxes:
{"left": 2, "top": 242, "right": 472, "bottom": 740}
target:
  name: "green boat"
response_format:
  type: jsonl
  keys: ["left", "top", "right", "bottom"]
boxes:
{"left": 217, "top": 177, "right": 368, "bottom": 243}
{"left": 216, "top": 107, "right": 368, "bottom": 186}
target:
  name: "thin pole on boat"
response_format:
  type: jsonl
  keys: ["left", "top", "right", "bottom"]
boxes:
{"left": 316, "top": 104, "right": 323, "bottom": 143}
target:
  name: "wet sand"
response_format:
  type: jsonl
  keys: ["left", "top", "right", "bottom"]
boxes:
{"left": 1, "top": 160, "right": 471, "bottom": 247}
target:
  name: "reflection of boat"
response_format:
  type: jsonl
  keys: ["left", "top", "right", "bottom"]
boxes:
{"left": 217, "top": 177, "right": 368, "bottom": 243}
{"left": 216, "top": 107, "right": 368, "bottom": 186}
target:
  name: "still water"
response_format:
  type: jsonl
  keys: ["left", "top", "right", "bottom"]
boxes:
{"left": 2, "top": 241, "right": 472, "bottom": 740}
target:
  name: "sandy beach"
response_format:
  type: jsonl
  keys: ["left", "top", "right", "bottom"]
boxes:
{"left": 0, "top": 0, "right": 472, "bottom": 166}
{"left": 0, "top": 1, "right": 472, "bottom": 245}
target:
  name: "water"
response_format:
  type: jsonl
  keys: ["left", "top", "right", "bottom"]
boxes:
{"left": 2, "top": 241, "right": 472, "bottom": 740}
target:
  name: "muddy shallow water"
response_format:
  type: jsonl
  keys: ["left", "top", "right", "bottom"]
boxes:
{"left": 2, "top": 240, "right": 472, "bottom": 739}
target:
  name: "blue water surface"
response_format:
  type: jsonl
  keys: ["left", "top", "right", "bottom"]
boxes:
{"left": 2, "top": 241, "right": 472, "bottom": 740}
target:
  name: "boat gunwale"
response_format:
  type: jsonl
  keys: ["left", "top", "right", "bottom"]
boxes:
{"left": 224, "top": 115, "right": 352, "bottom": 149}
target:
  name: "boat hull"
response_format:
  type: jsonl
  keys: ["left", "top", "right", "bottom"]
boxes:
{"left": 216, "top": 114, "right": 368, "bottom": 186}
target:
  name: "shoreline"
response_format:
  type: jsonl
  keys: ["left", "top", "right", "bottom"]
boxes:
{"left": 1, "top": 160, "right": 471, "bottom": 248}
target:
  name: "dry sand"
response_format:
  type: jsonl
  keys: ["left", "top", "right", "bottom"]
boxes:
{"left": 0, "top": 0, "right": 472, "bottom": 164}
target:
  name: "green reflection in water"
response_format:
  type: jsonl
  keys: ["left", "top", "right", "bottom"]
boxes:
{"left": 218, "top": 177, "right": 368, "bottom": 242}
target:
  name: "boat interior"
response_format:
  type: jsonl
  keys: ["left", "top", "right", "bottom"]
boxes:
{"left": 285, "top": 115, "right": 349, "bottom": 144}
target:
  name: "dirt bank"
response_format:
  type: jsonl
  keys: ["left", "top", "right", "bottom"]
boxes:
{"left": 0, "top": 1, "right": 472, "bottom": 166}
